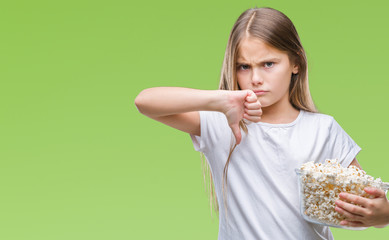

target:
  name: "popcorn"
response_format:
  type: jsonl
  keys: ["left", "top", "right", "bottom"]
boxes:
{"left": 297, "top": 159, "right": 388, "bottom": 226}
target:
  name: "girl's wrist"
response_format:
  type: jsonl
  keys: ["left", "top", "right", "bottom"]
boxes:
{"left": 211, "top": 90, "right": 231, "bottom": 114}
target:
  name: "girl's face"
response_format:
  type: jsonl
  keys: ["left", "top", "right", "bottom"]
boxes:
{"left": 236, "top": 37, "right": 298, "bottom": 110}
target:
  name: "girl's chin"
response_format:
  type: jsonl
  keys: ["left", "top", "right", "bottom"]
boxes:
{"left": 258, "top": 101, "right": 271, "bottom": 108}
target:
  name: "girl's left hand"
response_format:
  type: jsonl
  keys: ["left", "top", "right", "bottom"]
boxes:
{"left": 334, "top": 187, "right": 389, "bottom": 228}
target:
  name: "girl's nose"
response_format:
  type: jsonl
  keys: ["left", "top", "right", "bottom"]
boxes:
{"left": 252, "top": 69, "right": 263, "bottom": 85}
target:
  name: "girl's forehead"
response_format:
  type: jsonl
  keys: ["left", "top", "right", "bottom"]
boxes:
{"left": 237, "top": 37, "right": 287, "bottom": 62}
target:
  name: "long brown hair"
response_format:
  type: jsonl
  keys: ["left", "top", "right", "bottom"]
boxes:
{"left": 203, "top": 7, "right": 317, "bottom": 218}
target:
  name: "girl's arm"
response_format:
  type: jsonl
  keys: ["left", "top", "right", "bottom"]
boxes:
{"left": 134, "top": 87, "right": 262, "bottom": 144}
{"left": 348, "top": 158, "right": 362, "bottom": 169}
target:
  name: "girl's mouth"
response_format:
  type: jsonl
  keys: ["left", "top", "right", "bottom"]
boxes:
{"left": 253, "top": 90, "right": 268, "bottom": 96}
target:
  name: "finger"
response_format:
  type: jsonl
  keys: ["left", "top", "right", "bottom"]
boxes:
{"left": 335, "top": 199, "right": 367, "bottom": 216}
{"left": 230, "top": 124, "right": 242, "bottom": 145}
{"left": 364, "top": 187, "right": 386, "bottom": 198}
{"left": 340, "top": 220, "right": 366, "bottom": 228}
{"left": 245, "top": 109, "right": 262, "bottom": 116}
{"left": 244, "top": 101, "right": 261, "bottom": 110}
{"left": 244, "top": 114, "right": 261, "bottom": 123}
{"left": 339, "top": 192, "right": 369, "bottom": 208}
{"left": 334, "top": 205, "right": 363, "bottom": 222}
{"left": 245, "top": 90, "right": 257, "bottom": 102}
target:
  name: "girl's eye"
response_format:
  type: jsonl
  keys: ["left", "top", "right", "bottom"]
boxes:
{"left": 264, "top": 62, "right": 274, "bottom": 68}
{"left": 238, "top": 64, "right": 250, "bottom": 70}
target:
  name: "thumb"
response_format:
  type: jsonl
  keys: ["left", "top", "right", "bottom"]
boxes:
{"left": 230, "top": 123, "right": 242, "bottom": 145}
{"left": 364, "top": 187, "right": 386, "bottom": 198}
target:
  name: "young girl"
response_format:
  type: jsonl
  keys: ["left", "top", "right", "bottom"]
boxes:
{"left": 135, "top": 7, "right": 389, "bottom": 239}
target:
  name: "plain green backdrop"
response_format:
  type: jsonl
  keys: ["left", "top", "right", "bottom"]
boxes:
{"left": 1, "top": 0, "right": 388, "bottom": 239}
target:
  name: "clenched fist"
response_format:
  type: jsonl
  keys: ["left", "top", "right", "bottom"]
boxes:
{"left": 223, "top": 90, "right": 262, "bottom": 144}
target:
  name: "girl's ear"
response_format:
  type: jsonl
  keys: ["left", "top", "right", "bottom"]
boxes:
{"left": 292, "top": 64, "right": 298, "bottom": 74}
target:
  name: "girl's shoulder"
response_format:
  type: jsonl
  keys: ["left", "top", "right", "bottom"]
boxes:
{"left": 302, "top": 110, "right": 334, "bottom": 120}
{"left": 300, "top": 110, "right": 336, "bottom": 128}
{"left": 199, "top": 110, "right": 227, "bottom": 124}
{"left": 198, "top": 110, "right": 230, "bottom": 133}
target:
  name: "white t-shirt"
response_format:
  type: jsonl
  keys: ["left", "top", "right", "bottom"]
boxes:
{"left": 190, "top": 110, "right": 361, "bottom": 240}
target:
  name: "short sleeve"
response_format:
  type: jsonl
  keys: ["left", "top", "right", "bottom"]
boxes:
{"left": 327, "top": 118, "right": 361, "bottom": 168}
{"left": 189, "top": 111, "right": 230, "bottom": 153}
{"left": 190, "top": 111, "right": 207, "bottom": 152}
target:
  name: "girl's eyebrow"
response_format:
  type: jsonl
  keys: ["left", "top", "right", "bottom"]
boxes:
{"left": 236, "top": 57, "right": 281, "bottom": 65}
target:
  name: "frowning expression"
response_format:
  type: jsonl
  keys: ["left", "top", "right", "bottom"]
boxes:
{"left": 236, "top": 37, "right": 298, "bottom": 109}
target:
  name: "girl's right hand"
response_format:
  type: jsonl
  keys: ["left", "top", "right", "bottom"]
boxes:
{"left": 223, "top": 90, "right": 262, "bottom": 144}
{"left": 135, "top": 87, "right": 261, "bottom": 142}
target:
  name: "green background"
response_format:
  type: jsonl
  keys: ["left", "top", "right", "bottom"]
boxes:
{"left": 1, "top": 0, "right": 388, "bottom": 239}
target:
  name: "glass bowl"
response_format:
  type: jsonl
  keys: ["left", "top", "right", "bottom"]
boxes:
{"left": 295, "top": 168, "right": 389, "bottom": 230}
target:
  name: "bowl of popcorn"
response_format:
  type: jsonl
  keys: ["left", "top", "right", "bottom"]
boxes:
{"left": 295, "top": 159, "right": 389, "bottom": 230}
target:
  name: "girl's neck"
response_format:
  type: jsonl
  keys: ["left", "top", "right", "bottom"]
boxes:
{"left": 260, "top": 102, "right": 300, "bottom": 124}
